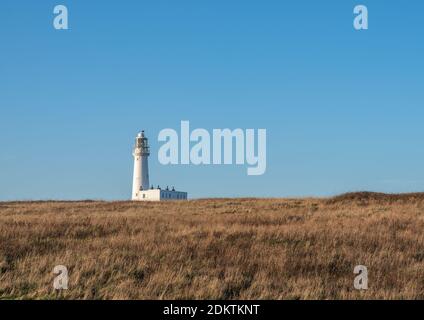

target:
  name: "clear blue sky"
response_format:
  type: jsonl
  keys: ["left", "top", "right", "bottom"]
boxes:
{"left": 1, "top": 1, "right": 423, "bottom": 200}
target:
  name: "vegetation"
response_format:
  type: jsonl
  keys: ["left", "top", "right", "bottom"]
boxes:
{"left": 1, "top": 192, "right": 424, "bottom": 299}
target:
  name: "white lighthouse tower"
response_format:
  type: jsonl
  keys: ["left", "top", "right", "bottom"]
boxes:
{"left": 132, "top": 131, "right": 150, "bottom": 200}
{"left": 131, "top": 131, "right": 187, "bottom": 201}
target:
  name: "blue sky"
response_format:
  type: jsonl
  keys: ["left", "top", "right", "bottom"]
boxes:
{"left": 1, "top": 1, "right": 423, "bottom": 200}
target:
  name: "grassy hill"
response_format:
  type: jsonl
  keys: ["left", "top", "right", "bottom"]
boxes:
{"left": 1, "top": 193, "right": 424, "bottom": 299}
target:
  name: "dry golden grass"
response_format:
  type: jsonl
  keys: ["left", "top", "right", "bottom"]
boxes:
{"left": 1, "top": 192, "right": 424, "bottom": 299}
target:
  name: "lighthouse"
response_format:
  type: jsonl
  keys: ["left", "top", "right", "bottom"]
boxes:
{"left": 131, "top": 131, "right": 187, "bottom": 201}
{"left": 132, "top": 131, "right": 150, "bottom": 200}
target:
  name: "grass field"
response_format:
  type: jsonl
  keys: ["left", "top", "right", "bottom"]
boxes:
{"left": 1, "top": 192, "right": 424, "bottom": 299}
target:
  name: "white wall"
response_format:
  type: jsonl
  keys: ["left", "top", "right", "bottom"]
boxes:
{"left": 133, "top": 189, "right": 188, "bottom": 201}
{"left": 159, "top": 190, "right": 187, "bottom": 201}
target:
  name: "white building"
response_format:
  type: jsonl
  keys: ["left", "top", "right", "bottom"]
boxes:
{"left": 131, "top": 131, "right": 188, "bottom": 201}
